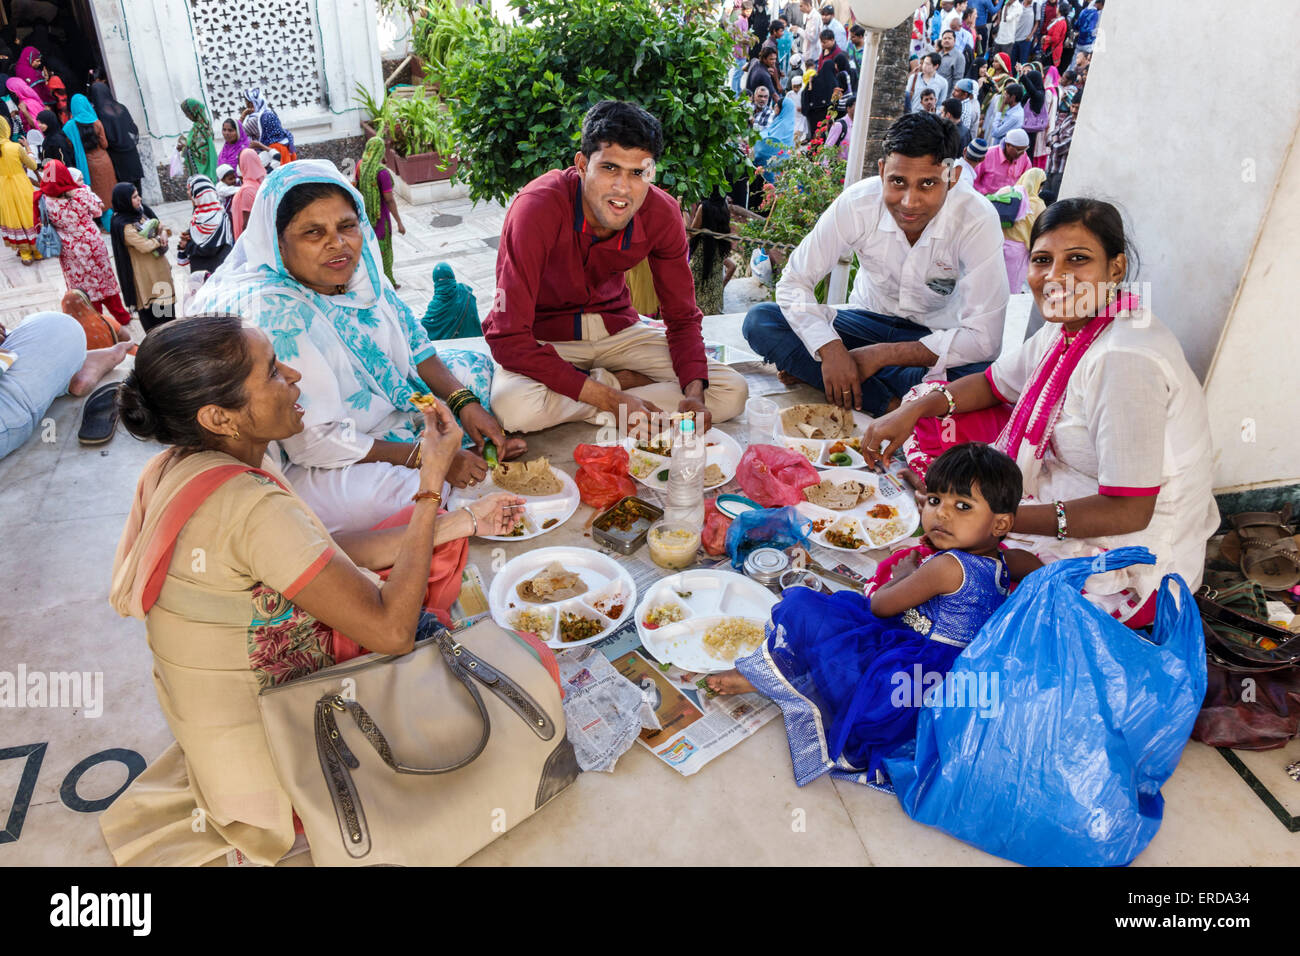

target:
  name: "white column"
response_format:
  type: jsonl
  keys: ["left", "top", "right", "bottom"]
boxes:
{"left": 827, "top": 27, "right": 881, "bottom": 303}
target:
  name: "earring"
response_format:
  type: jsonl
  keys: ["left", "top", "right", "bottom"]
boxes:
{"left": 231, "top": 430, "right": 240, "bottom": 441}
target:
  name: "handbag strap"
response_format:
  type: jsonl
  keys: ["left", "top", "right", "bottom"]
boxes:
{"left": 316, "top": 631, "right": 492, "bottom": 775}
{"left": 310, "top": 624, "right": 560, "bottom": 857}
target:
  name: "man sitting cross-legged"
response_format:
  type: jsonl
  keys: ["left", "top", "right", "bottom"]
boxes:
{"left": 742, "top": 112, "right": 1009, "bottom": 415}
{"left": 485, "top": 100, "right": 747, "bottom": 435}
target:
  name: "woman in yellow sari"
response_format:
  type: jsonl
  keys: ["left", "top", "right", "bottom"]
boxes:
{"left": 0, "top": 115, "right": 39, "bottom": 262}
{"left": 102, "top": 313, "right": 525, "bottom": 866}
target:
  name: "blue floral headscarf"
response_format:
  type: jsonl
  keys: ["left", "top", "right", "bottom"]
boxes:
{"left": 191, "top": 159, "right": 436, "bottom": 440}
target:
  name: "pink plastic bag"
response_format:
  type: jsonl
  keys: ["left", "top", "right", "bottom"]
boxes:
{"left": 735, "top": 444, "right": 821, "bottom": 507}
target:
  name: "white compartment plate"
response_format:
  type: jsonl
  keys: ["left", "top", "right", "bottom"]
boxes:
{"left": 622, "top": 428, "right": 744, "bottom": 492}
{"left": 489, "top": 546, "right": 636, "bottom": 649}
{"left": 772, "top": 407, "right": 874, "bottom": 470}
{"left": 635, "top": 569, "right": 778, "bottom": 673}
{"left": 445, "top": 462, "right": 580, "bottom": 541}
{"left": 795, "top": 466, "right": 920, "bottom": 553}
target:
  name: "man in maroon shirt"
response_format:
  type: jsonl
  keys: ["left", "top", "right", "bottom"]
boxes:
{"left": 485, "top": 100, "right": 747, "bottom": 435}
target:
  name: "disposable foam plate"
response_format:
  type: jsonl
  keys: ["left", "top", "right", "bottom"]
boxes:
{"left": 623, "top": 428, "right": 744, "bottom": 492}
{"left": 489, "top": 546, "right": 636, "bottom": 649}
{"left": 446, "top": 462, "right": 580, "bottom": 541}
{"left": 773, "top": 407, "right": 874, "bottom": 469}
{"left": 635, "top": 569, "right": 778, "bottom": 673}
{"left": 796, "top": 466, "right": 920, "bottom": 553}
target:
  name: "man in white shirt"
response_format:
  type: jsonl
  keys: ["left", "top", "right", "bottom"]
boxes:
{"left": 742, "top": 112, "right": 1009, "bottom": 415}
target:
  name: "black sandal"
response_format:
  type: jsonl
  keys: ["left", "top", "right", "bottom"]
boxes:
{"left": 78, "top": 382, "right": 122, "bottom": 445}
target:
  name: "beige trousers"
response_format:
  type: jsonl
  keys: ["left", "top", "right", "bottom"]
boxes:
{"left": 491, "top": 317, "right": 749, "bottom": 434}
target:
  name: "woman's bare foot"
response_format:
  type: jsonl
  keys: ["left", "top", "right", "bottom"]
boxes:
{"left": 68, "top": 342, "right": 131, "bottom": 397}
{"left": 614, "top": 369, "right": 656, "bottom": 390}
{"left": 703, "top": 669, "right": 756, "bottom": 696}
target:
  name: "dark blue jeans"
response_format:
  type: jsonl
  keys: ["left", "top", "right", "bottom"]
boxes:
{"left": 1012, "top": 38, "right": 1034, "bottom": 66}
{"left": 742, "top": 302, "right": 991, "bottom": 417}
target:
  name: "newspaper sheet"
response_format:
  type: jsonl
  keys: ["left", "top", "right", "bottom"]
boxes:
{"left": 587, "top": 619, "right": 780, "bottom": 777}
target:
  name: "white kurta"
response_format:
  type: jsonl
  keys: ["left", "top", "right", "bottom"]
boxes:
{"left": 988, "top": 310, "right": 1220, "bottom": 620}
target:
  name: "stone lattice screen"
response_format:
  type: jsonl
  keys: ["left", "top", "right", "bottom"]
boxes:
{"left": 188, "top": 0, "right": 328, "bottom": 125}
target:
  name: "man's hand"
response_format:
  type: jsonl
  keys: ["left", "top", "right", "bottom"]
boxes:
{"left": 849, "top": 343, "right": 888, "bottom": 387}
{"left": 677, "top": 396, "right": 711, "bottom": 436}
{"left": 621, "top": 393, "right": 666, "bottom": 440}
{"left": 678, "top": 379, "right": 711, "bottom": 435}
{"left": 816, "top": 339, "right": 862, "bottom": 409}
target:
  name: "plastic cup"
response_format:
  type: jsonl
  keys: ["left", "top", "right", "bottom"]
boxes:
{"left": 745, "top": 396, "right": 778, "bottom": 445}
{"left": 647, "top": 519, "right": 702, "bottom": 570}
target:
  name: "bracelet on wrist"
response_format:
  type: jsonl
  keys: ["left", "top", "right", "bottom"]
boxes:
{"left": 412, "top": 489, "right": 442, "bottom": 506}
{"left": 462, "top": 505, "right": 477, "bottom": 536}
{"left": 1054, "top": 499, "right": 1068, "bottom": 540}
{"left": 936, "top": 384, "right": 957, "bottom": 417}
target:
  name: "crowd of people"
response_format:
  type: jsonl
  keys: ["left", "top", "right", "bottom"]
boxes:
{"left": 0, "top": 1, "right": 1229, "bottom": 867}
{"left": 717, "top": 0, "right": 1101, "bottom": 297}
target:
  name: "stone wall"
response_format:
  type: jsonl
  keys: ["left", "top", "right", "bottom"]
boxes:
{"left": 154, "top": 134, "right": 369, "bottom": 202}
{"left": 860, "top": 21, "right": 911, "bottom": 179}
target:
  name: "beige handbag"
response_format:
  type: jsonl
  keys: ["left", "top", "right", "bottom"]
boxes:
{"left": 258, "top": 620, "right": 579, "bottom": 866}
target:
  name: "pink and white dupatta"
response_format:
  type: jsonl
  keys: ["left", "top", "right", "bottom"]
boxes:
{"left": 994, "top": 291, "right": 1140, "bottom": 493}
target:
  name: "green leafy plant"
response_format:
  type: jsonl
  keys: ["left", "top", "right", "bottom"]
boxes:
{"left": 413, "top": 0, "right": 491, "bottom": 89}
{"left": 740, "top": 131, "right": 848, "bottom": 299}
{"left": 355, "top": 82, "right": 389, "bottom": 129}
{"left": 354, "top": 84, "right": 455, "bottom": 158}
{"left": 389, "top": 88, "right": 456, "bottom": 157}
{"left": 438, "top": 0, "right": 751, "bottom": 206}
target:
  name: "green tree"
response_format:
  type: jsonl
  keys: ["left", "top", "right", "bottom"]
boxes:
{"left": 437, "top": 0, "right": 751, "bottom": 205}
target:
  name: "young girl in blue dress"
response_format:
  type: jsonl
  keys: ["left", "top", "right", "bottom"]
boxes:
{"left": 707, "top": 442, "right": 1041, "bottom": 786}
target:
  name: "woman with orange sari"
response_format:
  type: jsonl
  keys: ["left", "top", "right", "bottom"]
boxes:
{"left": 101, "top": 313, "right": 524, "bottom": 866}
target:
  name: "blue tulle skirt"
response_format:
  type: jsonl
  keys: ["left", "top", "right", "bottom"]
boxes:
{"left": 737, "top": 587, "right": 964, "bottom": 786}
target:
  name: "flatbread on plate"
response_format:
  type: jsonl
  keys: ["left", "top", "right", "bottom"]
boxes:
{"left": 804, "top": 478, "right": 868, "bottom": 511}
{"left": 492, "top": 458, "right": 562, "bottom": 496}
{"left": 516, "top": 562, "right": 588, "bottom": 603}
{"left": 780, "top": 403, "right": 855, "bottom": 440}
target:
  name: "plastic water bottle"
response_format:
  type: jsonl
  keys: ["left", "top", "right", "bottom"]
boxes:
{"left": 664, "top": 416, "right": 705, "bottom": 528}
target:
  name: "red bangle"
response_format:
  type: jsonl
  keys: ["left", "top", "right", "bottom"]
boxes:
{"left": 411, "top": 490, "right": 442, "bottom": 505}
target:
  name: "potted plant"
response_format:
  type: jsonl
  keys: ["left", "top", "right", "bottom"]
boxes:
{"left": 354, "top": 82, "right": 392, "bottom": 144}
{"left": 386, "top": 87, "right": 458, "bottom": 183}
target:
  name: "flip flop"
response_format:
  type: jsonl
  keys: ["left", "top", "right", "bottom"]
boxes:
{"left": 78, "top": 382, "right": 122, "bottom": 445}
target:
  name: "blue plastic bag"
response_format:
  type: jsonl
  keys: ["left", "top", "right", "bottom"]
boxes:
{"left": 725, "top": 506, "right": 811, "bottom": 569}
{"left": 884, "top": 547, "right": 1206, "bottom": 867}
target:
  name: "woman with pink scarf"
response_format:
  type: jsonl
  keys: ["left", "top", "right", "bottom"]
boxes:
{"left": 861, "top": 199, "right": 1218, "bottom": 627}
{"left": 229, "top": 146, "right": 265, "bottom": 238}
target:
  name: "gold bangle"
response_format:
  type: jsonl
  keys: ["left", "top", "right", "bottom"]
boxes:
{"left": 412, "top": 490, "right": 442, "bottom": 505}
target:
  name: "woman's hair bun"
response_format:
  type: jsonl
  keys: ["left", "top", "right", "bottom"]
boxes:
{"left": 116, "top": 370, "right": 162, "bottom": 442}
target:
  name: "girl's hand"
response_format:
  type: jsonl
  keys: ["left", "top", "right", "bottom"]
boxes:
{"left": 417, "top": 396, "right": 463, "bottom": 490}
{"left": 469, "top": 493, "right": 527, "bottom": 536}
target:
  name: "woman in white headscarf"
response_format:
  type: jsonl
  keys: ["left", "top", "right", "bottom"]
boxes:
{"left": 191, "top": 160, "right": 525, "bottom": 534}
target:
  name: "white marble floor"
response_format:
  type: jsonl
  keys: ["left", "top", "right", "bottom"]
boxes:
{"left": 1, "top": 189, "right": 1297, "bottom": 868}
